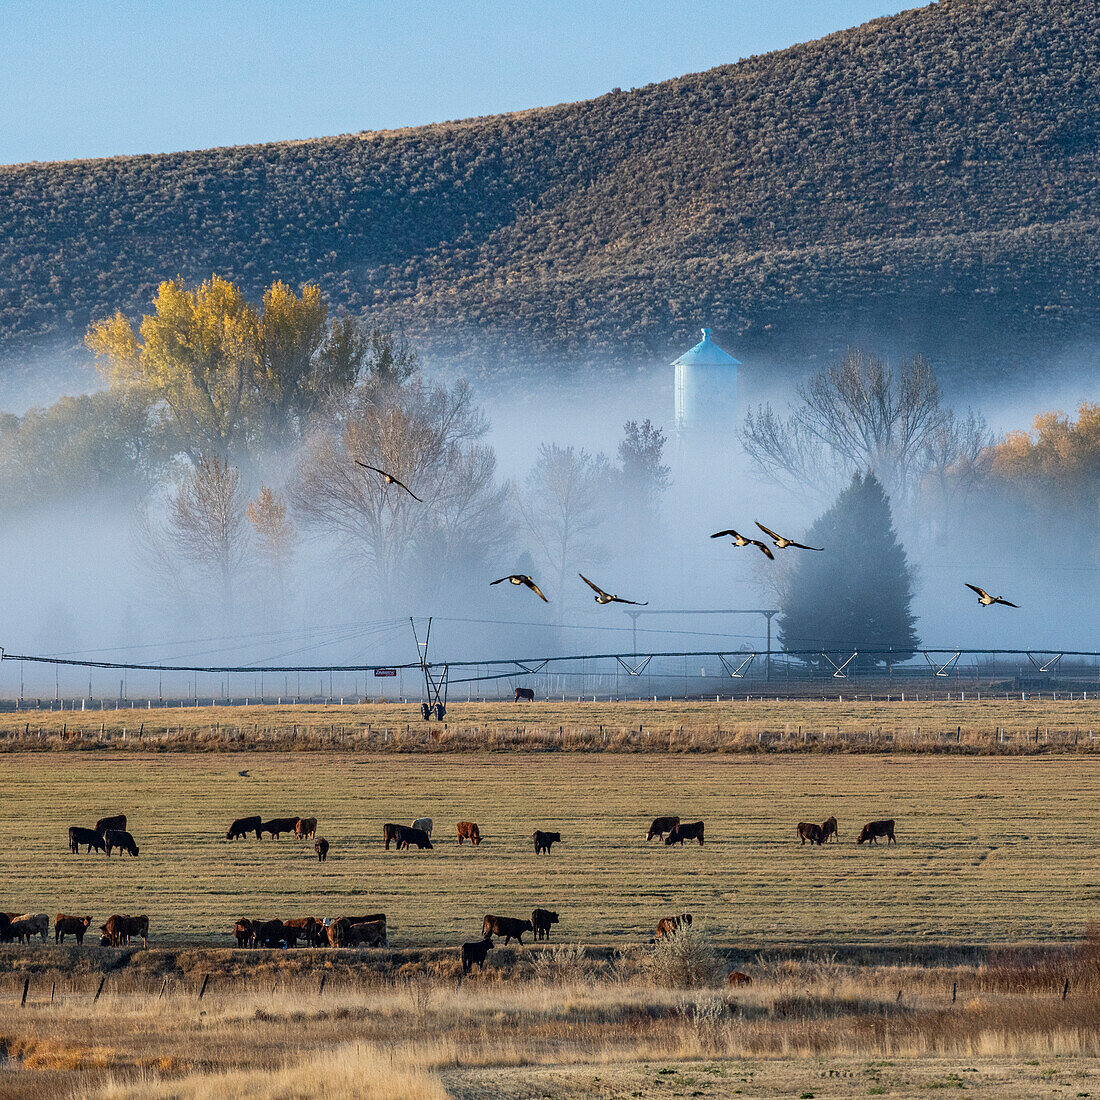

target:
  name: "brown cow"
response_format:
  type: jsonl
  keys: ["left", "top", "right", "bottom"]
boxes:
{"left": 462, "top": 935, "right": 493, "bottom": 973}
{"left": 654, "top": 913, "right": 693, "bottom": 940}
{"left": 102, "top": 914, "right": 148, "bottom": 947}
{"left": 514, "top": 687, "right": 535, "bottom": 702}
{"left": 665, "top": 821, "right": 704, "bottom": 846}
{"left": 797, "top": 822, "right": 824, "bottom": 846}
{"left": 338, "top": 913, "right": 386, "bottom": 928}
{"left": 647, "top": 815, "right": 680, "bottom": 841}
{"left": 295, "top": 817, "right": 317, "bottom": 840}
{"left": 94, "top": 814, "right": 126, "bottom": 836}
{"left": 285, "top": 917, "right": 324, "bottom": 947}
{"left": 858, "top": 819, "right": 896, "bottom": 845}
{"left": 346, "top": 919, "right": 387, "bottom": 947}
{"left": 260, "top": 817, "right": 299, "bottom": 839}
{"left": 314, "top": 837, "right": 329, "bottom": 862}
{"left": 483, "top": 915, "right": 533, "bottom": 945}
{"left": 54, "top": 914, "right": 92, "bottom": 944}
{"left": 532, "top": 908, "right": 559, "bottom": 941}
{"left": 533, "top": 830, "right": 560, "bottom": 854}
{"left": 233, "top": 918, "right": 254, "bottom": 947}
{"left": 456, "top": 821, "right": 481, "bottom": 846}
{"left": 727, "top": 970, "right": 752, "bottom": 986}
{"left": 820, "top": 816, "right": 839, "bottom": 843}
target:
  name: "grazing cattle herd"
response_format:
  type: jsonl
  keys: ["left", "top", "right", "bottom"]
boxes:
{"left": 5, "top": 805, "right": 897, "bottom": 972}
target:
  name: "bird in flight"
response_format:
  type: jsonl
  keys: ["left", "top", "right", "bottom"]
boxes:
{"left": 579, "top": 573, "right": 648, "bottom": 605}
{"left": 490, "top": 574, "right": 549, "bottom": 602}
{"left": 355, "top": 461, "right": 422, "bottom": 501}
{"left": 755, "top": 521, "right": 824, "bottom": 552}
{"left": 710, "top": 528, "right": 775, "bottom": 560}
{"left": 965, "top": 583, "right": 1018, "bottom": 608}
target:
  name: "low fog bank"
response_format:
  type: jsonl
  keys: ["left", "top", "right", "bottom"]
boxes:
{"left": 2, "top": 335, "right": 1099, "bottom": 702}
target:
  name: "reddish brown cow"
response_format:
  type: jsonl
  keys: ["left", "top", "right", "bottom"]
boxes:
{"left": 820, "top": 816, "right": 839, "bottom": 843}
{"left": 797, "top": 822, "right": 824, "bottom": 846}
{"left": 295, "top": 817, "right": 317, "bottom": 840}
{"left": 483, "top": 915, "right": 533, "bottom": 944}
{"left": 727, "top": 970, "right": 752, "bottom": 986}
{"left": 285, "top": 917, "right": 323, "bottom": 947}
{"left": 654, "top": 913, "right": 693, "bottom": 940}
{"left": 456, "top": 821, "right": 481, "bottom": 846}
{"left": 234, "top": 919, "right": 254, "bottom": 947}
{"left": 54, "top": 914, "right": 92, "bottom": 944}
{"left": 102, "top": 914, "right": 148, "bottom": 947}
{"left": 857, "top": 819, "right": 896, "bottom": 845}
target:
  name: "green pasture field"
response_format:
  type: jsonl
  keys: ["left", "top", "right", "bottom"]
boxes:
{"left": 0, "top": 752, "right": 1097, "bottom": 949}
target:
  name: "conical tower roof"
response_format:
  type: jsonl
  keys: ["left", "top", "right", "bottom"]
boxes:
{"left": 671, "top": 328, "right": 740, "bottom": 367}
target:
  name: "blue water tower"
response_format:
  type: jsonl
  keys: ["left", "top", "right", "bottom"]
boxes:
{"left": 673, "top": 328, "right": 741, "bottom": 439}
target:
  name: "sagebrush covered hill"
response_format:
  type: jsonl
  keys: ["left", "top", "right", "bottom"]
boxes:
{"left": 1, "top": 0, "right": 1096, "bottom": 389}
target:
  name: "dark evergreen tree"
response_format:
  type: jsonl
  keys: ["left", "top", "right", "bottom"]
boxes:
{"left": 777, "top": 472, "right": 918, "bottom": 670}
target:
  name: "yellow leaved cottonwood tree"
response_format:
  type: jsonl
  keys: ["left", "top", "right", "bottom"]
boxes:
{"left": 86, "top": 276, "right": 370, "bottom": 459}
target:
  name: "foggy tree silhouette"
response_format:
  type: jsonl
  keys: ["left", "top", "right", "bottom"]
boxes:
{"left": 778, "top": 472, "right": 918, "bottom": 670}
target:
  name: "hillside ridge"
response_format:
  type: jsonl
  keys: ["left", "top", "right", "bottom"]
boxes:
{"left": 1, "top": 0, "right": 1097, "bottom": 393}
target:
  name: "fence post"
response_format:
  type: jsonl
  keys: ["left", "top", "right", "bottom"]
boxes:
{"left": 93, "top": 976, "right": 106, "bottom": 1003}
{"left": 20, "top": 976, "right": 29, "bottom": 1007}
{"left": 952, "top": 981, "right": 957, "bottom": 1003}
{"left": 1063, "top": 978, "right": 1070, "bottom": 1001}
{"left": 198, "top": 974, "right": 210, "bottom": 1001}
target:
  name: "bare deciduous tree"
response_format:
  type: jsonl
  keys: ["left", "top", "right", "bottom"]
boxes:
{"left": 292, "top": 378, "right": 510, "bottom": 604}
{"left": 516, "top": 443, "right": 613, "bottom": 606}
{"left": 168, "top": 454, "right": 250, "bottom": 610}
{"left": 742, "top": 350, "right": 983, "bottom": 505}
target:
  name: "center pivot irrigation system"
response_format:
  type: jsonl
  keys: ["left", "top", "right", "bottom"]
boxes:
{"left": 1, "top": 614, "right": 1095, "bottom": 715}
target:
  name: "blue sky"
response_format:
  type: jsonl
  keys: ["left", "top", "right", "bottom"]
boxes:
{"left": 3, "top": 0, "right": 914, "bottom": 165}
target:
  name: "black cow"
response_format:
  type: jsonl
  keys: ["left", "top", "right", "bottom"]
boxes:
{"left": 259, "top": 817, "right": 299, "bottom": 839}
{"left": 314, "top": 837, "right": 329, "bottom": 862}
{"left": 384, "top": 823, "right": 433, "bottom": 850}
{"left": 665, "top": 821, "right": 704, "bottom": 846}
{"left": 462, "top": 935, "right": 493, "bottom": 974}
{"left": 514, "top": 687, "right": 535, "bottom": 702}
{"left": 647, "top": 815, "right": 680, "bottom": 841}
{"left": 533, "top": 830, "right": 560, "bottom": 854}
{"left": 532, "top": 908, "right": 559, "bottom": 941}
{"left": 227, "top": 815, "right": 262, "bottom": 840}
{"left": 104, "top": 829, "right": 139, "bottom": 857}
{"left": 69, "top": 826, "right": 106, "bottom": 854}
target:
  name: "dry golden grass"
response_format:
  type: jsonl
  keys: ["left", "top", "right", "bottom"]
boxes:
{"left": 3, "top": 695, "right": 1100, "bottom": 754}
{"left": 0, "top": 751, "right": 1096, "bottom": 947}
{"left": 2, "top": 954, "right": 1099, "bottom": 1098}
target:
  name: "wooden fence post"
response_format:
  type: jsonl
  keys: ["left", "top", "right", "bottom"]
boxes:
{"left": 20, "top": 976, "right": 29, "bottom": 1007}
{"left": 198, "top": 974, "right": 210, "bottom": 1001}
{"left": 93, "top": 976, "right": 106, "bottom": 1003}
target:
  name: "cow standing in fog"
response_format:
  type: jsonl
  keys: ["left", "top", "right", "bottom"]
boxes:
{"left": 514, "top": 687, "right": 535, "bottom": 702}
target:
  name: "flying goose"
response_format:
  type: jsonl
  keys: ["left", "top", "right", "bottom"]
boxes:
{"left": 355, "top": 461, "right": 422, "bottom": 501}
{"left": 579, "top": 573, "right": 648, "bottom": 605}
{"left": 490, "top": 574, "right": 549, "bottom": 602}
{"left": 965, "top": 583, "right": 1018, "bottom": 608}
{"left": 710, "top": 528, "right": 775, "bottom": 560}
{"left": 755, "top": 521, "right": 824, "bottom": 552}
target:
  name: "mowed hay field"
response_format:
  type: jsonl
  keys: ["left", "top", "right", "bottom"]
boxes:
{"left": 2, "top": 753, "right": 1099, "bottom": 948}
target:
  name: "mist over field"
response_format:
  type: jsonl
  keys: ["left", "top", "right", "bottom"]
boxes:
{"left": 1, "top": 324, "right": 1098, "bottom": 706}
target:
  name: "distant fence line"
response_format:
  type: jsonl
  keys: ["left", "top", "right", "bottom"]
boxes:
{"left": 3, "top": 717, "right": 1100, "bottom": 754}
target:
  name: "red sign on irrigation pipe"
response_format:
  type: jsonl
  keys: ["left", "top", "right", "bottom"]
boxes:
{"left": 373, "top": 668, "right": 398, "bottom": 677}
